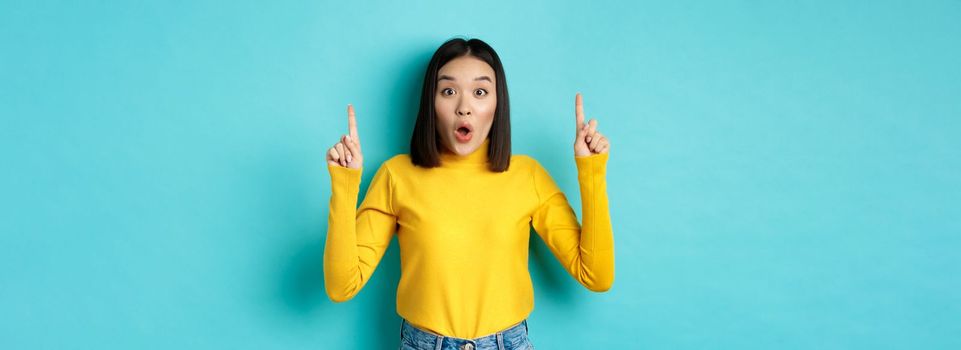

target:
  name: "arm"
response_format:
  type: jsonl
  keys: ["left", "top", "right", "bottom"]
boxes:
{"left": 531, "top": 152, "right": 614, "bottom": 292}
{"left": 322, "top": 104, "right": 396, "bottom": 302}
{"left": 323, "top": 163, "right": 397, "bottom": 302}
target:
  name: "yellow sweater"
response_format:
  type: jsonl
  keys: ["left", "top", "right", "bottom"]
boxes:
{"left": 324, "top": 138, "right": 614, "bottom": 339}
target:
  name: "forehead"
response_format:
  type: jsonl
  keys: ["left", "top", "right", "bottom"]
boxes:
{"left": 437, "top": 56, "right": 495, "bottom": 79}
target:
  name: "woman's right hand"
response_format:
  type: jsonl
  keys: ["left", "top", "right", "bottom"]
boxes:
{"left": 326, "top": 104, "right": 363, "bottom": 169}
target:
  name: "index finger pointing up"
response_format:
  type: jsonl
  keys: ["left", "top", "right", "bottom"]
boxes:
{"left": 575, "top": 92, "right": 585, "bottom": 130}
{"left": 347, "top": 104, "right": 359, "bottom": 142}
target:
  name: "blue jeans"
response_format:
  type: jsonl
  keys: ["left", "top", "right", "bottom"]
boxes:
{"left": 399, "top": 318, "right": 535, "bottom": 350}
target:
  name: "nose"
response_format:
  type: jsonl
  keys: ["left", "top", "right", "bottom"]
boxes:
{"left": 456, "top": 98, "right": 472, "bottom": 117}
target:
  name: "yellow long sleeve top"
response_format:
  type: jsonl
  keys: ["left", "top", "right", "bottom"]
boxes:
{"left": 324, "top": 138, "right": 614, "bottom": 339}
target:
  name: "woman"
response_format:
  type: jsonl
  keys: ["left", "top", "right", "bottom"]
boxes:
{"left": 324, "top": 37, "right": 613, "bottom": 350}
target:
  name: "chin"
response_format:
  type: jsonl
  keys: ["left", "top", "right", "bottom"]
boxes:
{"left": 446, "top": 139, "right": 477, "bottom": 155}
{"left": 452, "top": 144, "right": 475, "bottom": 155}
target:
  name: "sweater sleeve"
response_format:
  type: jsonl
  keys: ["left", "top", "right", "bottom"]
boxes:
{"left": 530, "top": 152, "right": 614, "bottom": 292}
{"left": 323, "top": 162, "right": 398, "bottom": 302}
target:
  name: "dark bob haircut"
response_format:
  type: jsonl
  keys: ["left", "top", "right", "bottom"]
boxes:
{"left": 409, "top": 37, "right": 511, "bottom": 172}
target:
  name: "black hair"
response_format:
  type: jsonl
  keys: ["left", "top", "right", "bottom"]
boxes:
{"left": 409, "top": 37, "right": 511, "bottom": 172}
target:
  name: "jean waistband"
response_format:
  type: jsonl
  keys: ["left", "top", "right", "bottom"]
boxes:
{"left": 400, "top": 318, "right": 529, "bottom": 350}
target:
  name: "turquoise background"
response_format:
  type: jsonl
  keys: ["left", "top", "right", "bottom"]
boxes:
{"left": 2, "top": 1, "right": 959, "bottom": 349}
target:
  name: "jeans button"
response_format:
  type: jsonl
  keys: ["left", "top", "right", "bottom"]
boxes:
{"left": 462, "top": 343, "right": 474, "bottom": 350}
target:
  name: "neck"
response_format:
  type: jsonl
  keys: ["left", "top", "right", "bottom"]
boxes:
{"left": 438, "top": 138, "right": 490, "bottom": 168}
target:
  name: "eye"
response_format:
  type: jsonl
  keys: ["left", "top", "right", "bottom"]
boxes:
{"left": 474, "top": 88, "right": 488, "bottom": 96}
{"left": 441, "top": 88, "right": 455, "bottom": 96}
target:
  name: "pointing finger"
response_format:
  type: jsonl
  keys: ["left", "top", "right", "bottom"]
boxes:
{"left": 575, "top": 93, "right": 585, "bottom": 131}
{"left": 347, "top": 104, "right": 360, "bottom": 143}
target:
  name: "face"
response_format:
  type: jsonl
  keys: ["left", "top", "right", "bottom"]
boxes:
{"left": 435, "top": 55, "right": 497, "bottom": 155}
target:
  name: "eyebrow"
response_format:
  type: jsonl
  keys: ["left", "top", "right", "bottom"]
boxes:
{"left": 437, "top": 75, "right": 492, "bottom": 82}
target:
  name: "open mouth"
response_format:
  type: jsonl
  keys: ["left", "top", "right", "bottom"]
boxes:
{"left": 454, "top": 123, "right": 473, "bottom": 142}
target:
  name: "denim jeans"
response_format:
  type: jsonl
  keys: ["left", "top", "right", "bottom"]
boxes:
{"left": 399, "top": 318, "right": 535, "bottom": 350}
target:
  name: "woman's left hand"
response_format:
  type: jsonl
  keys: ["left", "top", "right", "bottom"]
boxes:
{"left": 573, "top": 93, "right": 611, "bottom": 157}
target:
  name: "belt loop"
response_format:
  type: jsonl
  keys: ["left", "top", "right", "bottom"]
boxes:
{"left": 434, "top": 334, "right": 443, "bottom": 350}
{"left": 496, "top": 332, "right": 505, "bottom": 350}
{"left": 400, "top": 319, "right": 405, "bottom": 339}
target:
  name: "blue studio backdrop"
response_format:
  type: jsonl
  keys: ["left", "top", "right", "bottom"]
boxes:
{"left": 2, "top": 1, "right": 959, "bottom": 349}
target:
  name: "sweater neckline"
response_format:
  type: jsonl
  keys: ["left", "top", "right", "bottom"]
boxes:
{"left": 438, "top": 138, "right": 490, "bottom": 168}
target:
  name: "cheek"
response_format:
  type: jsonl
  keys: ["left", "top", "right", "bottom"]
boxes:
{"left": 479, "top": 99, "right": 497, "bottom": 127}
{"left": 434, "top": 101, "right": 454, "bottom": 126}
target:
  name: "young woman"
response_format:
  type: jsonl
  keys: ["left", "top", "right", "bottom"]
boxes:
{"left": 324, "top": 38, "right": 613, "bottom": 350}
